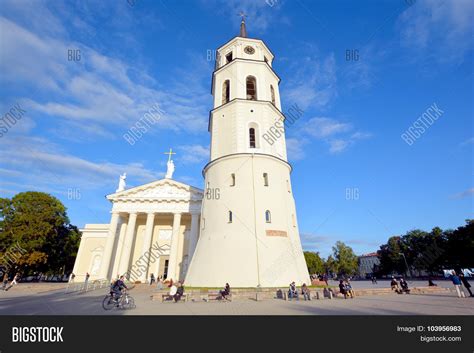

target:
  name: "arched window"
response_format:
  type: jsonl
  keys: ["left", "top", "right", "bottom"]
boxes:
{"left": 270, "top": 85, "right": 275, "bottom": 105}
{"left": 263, "top": 173, "right": 269, "bottom": 186}
{"left": 249, "top": 128, "right": 256, "bottom": 148}
{"left": 230, "top": 173, "right": 235, "bottom": 186}
{"left": 222, "top": 80, "right": 230, "bottom": 105}
{"left": 228, "top": 211, "right": 233, "bottom": 223}
{"left": 246, "top": 76, "right": 257, "bottom": 100}
{"left": 265, "top": 210, "right": 271, "bottom": 223}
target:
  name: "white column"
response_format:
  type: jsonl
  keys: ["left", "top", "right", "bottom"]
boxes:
{"left": 100, "top": 212, "right": 121, "bottom": 279}
{"left": 119, "top": 212, "right": 138, "bottom": 278}
{"left": 111, "top": 221, "right": 126, "bottom": 278}
{"left": 167, "top": 212, "right": 182, "bottom": 281}
{"left": 139, "top": 212, "right": 155, "bottom": 282}
{"left": 188, "top": 213, "right": 200, "bottom": 260}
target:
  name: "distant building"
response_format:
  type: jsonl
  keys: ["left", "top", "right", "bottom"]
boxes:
{"left": 358, "top": 252, "right": 380, "bottom": 278}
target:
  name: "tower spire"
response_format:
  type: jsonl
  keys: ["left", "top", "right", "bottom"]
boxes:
{"left": 238, "top": 11, "right": 247, "bottom": 37}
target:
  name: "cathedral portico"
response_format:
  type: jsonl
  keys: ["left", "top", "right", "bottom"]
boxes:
{"left": 73, "top": 170, "right": 203, "bottom": 283}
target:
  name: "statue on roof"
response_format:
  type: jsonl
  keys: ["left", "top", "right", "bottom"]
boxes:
{"left": 116, "top": 173, "right": 126, "bottom": 192}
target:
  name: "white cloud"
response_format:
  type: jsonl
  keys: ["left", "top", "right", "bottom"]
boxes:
{"left": 328, "top": 139, "right": 350, "bottom": 154}
{"left": 451, "top": 188, "right": 474, "bottom": 199}
{"left": 177, "top": 144, "right": 210, "bottom": 164}
{"left": 283, "top": 53, "right": 337, "bottom": 110}
{"left": 304, "top": 117, "right": 351, "bottom": 139}
{"left": 460, "top": 137, "right": 474, "bottom": 146}
{"left": 0, "top": 15, "right": 210, "bottom": 139}
{"left": 296, "top": 117, "right": 371, "bottom": 154}
{"left": 397, "top": 0, "right": 474, "bottom": 63}
{"left": 286, "top": 137, "right": 309, "bottom": 161}
{"left": 0, "top": 135, "right": 162, "bottom": 194}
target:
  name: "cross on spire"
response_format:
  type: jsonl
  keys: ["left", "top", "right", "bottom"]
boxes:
{"left": 238, "top": 11, "right": 248, "bottom": 37}
{"left": 164, "top": 148, "right": 176, "bottom": 163}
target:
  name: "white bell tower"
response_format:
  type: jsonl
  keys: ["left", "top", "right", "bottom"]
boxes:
{"left": 185, "top": 18, "right": 310, "bottom": 287}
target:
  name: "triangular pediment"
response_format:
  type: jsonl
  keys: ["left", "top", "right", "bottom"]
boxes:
{"left": 107, "top": 179, "right": 203, "bottom": 202}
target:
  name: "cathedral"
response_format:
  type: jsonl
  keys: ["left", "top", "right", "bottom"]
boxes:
{"left": 72, "top": 19, "right": 310, "bottom": 287}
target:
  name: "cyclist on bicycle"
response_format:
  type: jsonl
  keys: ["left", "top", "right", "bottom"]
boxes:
{"left": 110, "top": 275, "right": 128, "bottom": 304}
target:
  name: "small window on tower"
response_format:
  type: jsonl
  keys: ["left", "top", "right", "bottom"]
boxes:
{"left": 226, "top": 52, "right": 233, "bottom": 63}
{"left": 228, "top": 211, "right": 233, "bottom": 223}
{"left": 249, "top": 128, "right": 256, "bottom": 148}
{"left": 263, "top": 173, "right": 269, "bottom": 186}
{"left": 222, "top": 80, "right": 230, "bottom": 105}
{"left": 270, "top": 85, "right": 276, "bottom": 105}
{"left": 246, "top": 76, "right": 257, "bottom": 100}
{"left": 265, "top": 210, "right": 271, "bottom": 223}
{"left": 230, "top": 173, "right": 235, "bottom": 186}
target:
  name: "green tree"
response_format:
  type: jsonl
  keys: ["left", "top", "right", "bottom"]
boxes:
{"left": 377, "top": 236, "right": 407, "bottom": 275}
{"left": 0, "top": 191, "right": 80, "bottom": 276}
{"left": 324, "top": 255, "right": 337, "bottom": 276}
{"left": 445, "top": 220, "right": 474, "bottom": 269}
{"left": 410, "top": 227, "right": 447, "bottom": 275}
{"left": 332, "top": 241, "right": 358, "bottom": 276}
{"left": 303, "top": 251, "right": 324, "bottom": 274}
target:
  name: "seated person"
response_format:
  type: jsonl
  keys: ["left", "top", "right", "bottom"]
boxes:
{"left": 399, "top": 278, "right": 410, "bottom": 294}
{"left": 301, "top": 283, "right": 311, "bottom": 301}
{"left": 168, "top": 282, "right": 177, "bottom": 300}
{"left": 288, "top": 281, "right": 299, "bottom": 300}
{"left": 110, "top": 275, "right": 128, "bottom": 304}
{"left": 219, "top": 283, "right": 231, "bottom": 300}
{"left": 339, "top": 280, "right": 349, "bottom": 299}
{"left": 173, "top": 282, "right": 184, "bottom": 302}
{"left": 390, "top": 276, "right": 401, "bottom": 294}
{"left": 344, "top": 280, "right": 355, "bottom": 298}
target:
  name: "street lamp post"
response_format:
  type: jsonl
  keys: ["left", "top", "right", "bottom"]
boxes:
{"left": 400, "top": 253, "right": 412, "bottom": 278}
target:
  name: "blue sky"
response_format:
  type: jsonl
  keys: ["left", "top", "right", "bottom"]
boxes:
{"left": 0, "top": 0, "right": 472, "bottom": 258}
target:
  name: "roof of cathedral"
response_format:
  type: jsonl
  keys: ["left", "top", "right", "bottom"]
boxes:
{"left": 106, "top": 178, "right": 203, "bottom": 201}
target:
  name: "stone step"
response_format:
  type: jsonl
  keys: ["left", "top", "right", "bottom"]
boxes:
{"left": 147, "top": 286, "right": 451, "bottom": 302}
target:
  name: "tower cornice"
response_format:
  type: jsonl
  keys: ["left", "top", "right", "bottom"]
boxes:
{"left": 208, "top": 98, "right": 286, "bottom": 132}
{"left": 216, "top": 36, "right": 275, "bottom": 60}
{"left": 202, "top": 152, "right": 293, "bottom": 178}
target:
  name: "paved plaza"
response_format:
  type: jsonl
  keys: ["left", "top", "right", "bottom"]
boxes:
{"left": 0, "top": 280, "right": 472, "bottom": 315}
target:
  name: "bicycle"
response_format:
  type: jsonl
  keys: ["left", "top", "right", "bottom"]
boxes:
{"left": 102, "top": 289, "right": 136, "bottom": 310}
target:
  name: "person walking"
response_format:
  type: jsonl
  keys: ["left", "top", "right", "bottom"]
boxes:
{"left": 84, "top": 272, "right": 90, "bottom": 291}
{"left": 450, "top": 271, "right": 466, "bottom": 298}
{"left": 150, "top": 273, "right": 155, "bottom": 286}
{"left": 6, "top": 273, "right": 20, "bottom": 291}
{"left": 322, "top": 274, "right": 329, "bottom": 286}
{"left": 459, "top": 273, "right": 473, "bottom": 297}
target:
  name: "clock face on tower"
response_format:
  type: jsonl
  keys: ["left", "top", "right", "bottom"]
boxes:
{"left": 244, "top": 46, "right": 255, "bottom": 54}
